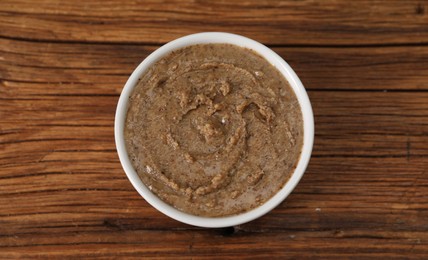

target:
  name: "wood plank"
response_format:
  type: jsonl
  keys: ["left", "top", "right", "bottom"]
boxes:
{"left": 0, "top": 0, "right": 427, "bottom": 45}
{"left": 1, "top": 92, "right": 428, "bottom": 159}
{"left": 1, "top": 156, "right": 427, "bottom": 231}
{"left": 2, "top": 38, "right": 428, "bottom": 92}
{"left": 0, "top": 229, "right": 427, "bottom": 258}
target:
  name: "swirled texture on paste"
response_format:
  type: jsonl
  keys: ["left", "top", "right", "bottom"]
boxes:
{"left": 125, "top": 44, "right": 303, "bottom": 217}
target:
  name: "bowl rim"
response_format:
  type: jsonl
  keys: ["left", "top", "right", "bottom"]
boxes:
{"left": 115, "top": 32, "right": 314, "bottom": 228}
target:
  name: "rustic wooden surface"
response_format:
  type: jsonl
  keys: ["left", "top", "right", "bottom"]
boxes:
{"left": 1, "top": 0, "right": 428, "bottom": 258}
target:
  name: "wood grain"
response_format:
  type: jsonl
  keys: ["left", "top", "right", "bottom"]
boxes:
{"left": 2, "top": 38, "right": 428, "bottom": 92}
{"left": 1, "top": 0, "right": 428, "bottom": 45}
{"left": 1, "top": 0, "right": 428, "bottom": 258}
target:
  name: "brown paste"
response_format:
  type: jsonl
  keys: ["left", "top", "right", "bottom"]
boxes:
{"left": 125, "top": 44, "right": 303, "bottom": 217}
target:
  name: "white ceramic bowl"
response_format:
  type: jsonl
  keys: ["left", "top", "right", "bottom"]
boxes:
{"left": 115, "top": 32, "right": 314, "bottom": 228}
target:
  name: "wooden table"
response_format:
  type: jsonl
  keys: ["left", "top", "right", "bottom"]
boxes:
{"left": 1, "top": 0, "right": 428, "bottom": 258}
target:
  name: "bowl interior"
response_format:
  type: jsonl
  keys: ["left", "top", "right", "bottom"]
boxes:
{"left": 115, "top": 32, "right": 314, "bottom": 228}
